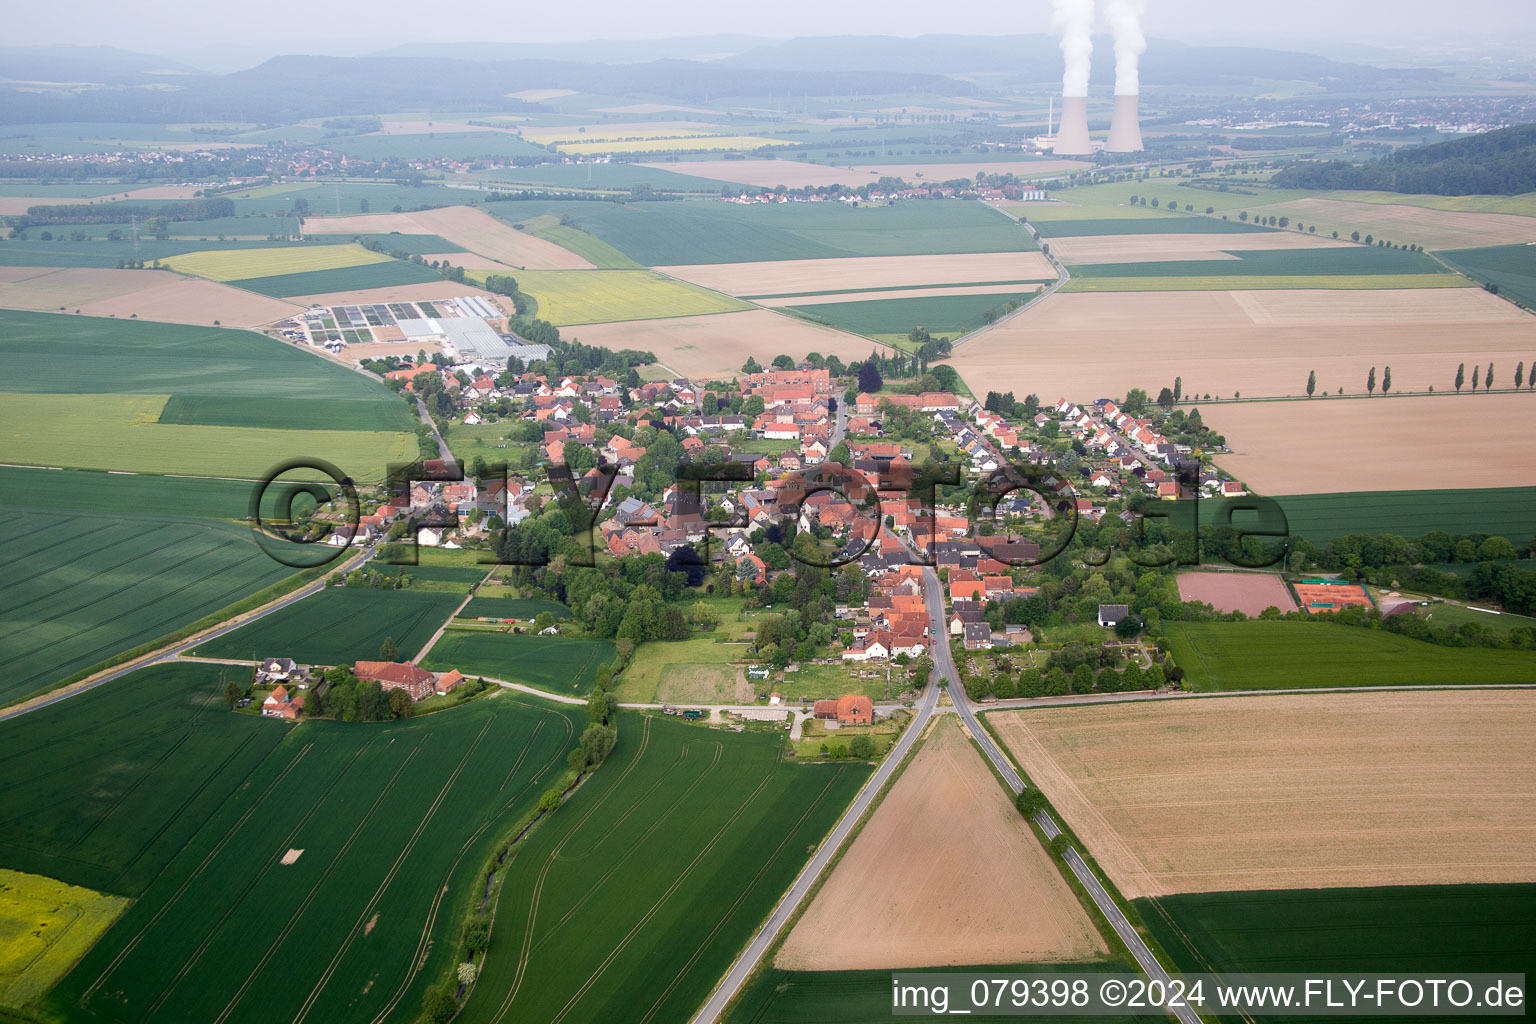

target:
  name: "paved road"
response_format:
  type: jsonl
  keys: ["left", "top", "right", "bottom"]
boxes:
{"left": 689, "top": 585, "right": 944, "bottom": 1024}
{"left": 415, "top": 398, "right": 454, "bottom": 463}
{"left": 0, "top": 546, "right": 373, "bottom": 725}
{"left": 949, "top": 206, "right": 1072, "bottom": 352}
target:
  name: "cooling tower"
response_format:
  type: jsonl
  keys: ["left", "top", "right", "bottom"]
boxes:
{"left": 1053, "top": 95, "right": 1093, "bottom": 156}
{"left": 1106, "top": 94, "right": 1144, "bottom": 153}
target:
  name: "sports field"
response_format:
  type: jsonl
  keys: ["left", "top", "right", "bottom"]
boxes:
{"left": 785, "top": 291, "right": 1038, "bottom": 336}
{"left": 1175, "top": 572, "right": 1298, "bottom": 616}
{"left": 1438, "top": 243, "right": 1536, "bottom": 309}
{"left": 0, "top": 505, "right": 298, "bottom": 703}
{"left": 483, "top": 198, "right": 1037, "bottom": 265}
{"left": 1202, "top": 393, "right": 1536, "bottom": 494}
{"left": 989, "top": 690, "right": 1536, "bottom": 897}
{"left": 945, "top": 287, "right": 1536, "bottom": 405}
{"left": 1141, "top": 884, "right": 1536, "bottom": 982}
{"left": 568, "top": 308, "right": 880, "bottom": 378}
{"left": 493, "top": 268, "right": 750, "bottom": 325}
{"left": 45, "top": 672, "right": 581, "bottom": 1024}
{"left": 192, "top": 588, "right": 462, "bottom": 665}
{"left": 307, "top": 206, "right": 594, "bottom": 270}
{"left": 0, "top": 392, "right": 416, "bottom": 480}
{"left": 0, "top": 869, "right": 129, "bottom": 1011}
{"left": 420, "top": 630, "right": 614, "bottom": 695}
{"left": 656, "top": 252, "right": 1056, "bottom": 296}
{"left": 455, "top": 714, "right": 870, "bottom": 1024}
{"left": 1163, "top": 620, "right": 1536, "bottom": 689}
{"left": 779, "top": 717, "right": 1105, "bottom": 970}
{"left": 163, "top": 243, "right": 391, "bottom": 282}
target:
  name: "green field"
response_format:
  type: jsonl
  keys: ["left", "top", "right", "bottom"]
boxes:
{"left": 520, "top": 219, "right": 645, "bottom": 269}
{"left": 0, "top": 506, "right": 301, "bottom": 703}
{"left": 484, "top": 161, "right": 725, "bottom": 193}
{"left": 728, "top": 965, "right": 1157, "bottom": 1024}
{"left": 0, "top": 465, "right": 258, "bottom": 519}
{"left": 1163, "top": 620, "right": 1536, "bottom": 690}
{"left": 40, "top": 665, "right": 581, "bottom": 1024}
{"left": 163, "top": 243, "right": 391, "bottom": 281}
{"left": 1071, "top": 247, "right": 1449, "bottom": 279}
{"left": 157, "top": 394, "right": 417, "bottom": 431}
{"left": 421, "top": 630, "right": 614, "bottom": 695}
{"left": 0, "top": 237, "right": 302, "bottom": 268}
{"left": 229, "top": 258, "right": 445, "bottom": 297}
{"left": 1202, "top": 487, "right": 1536, "bottom": 544}
{"left": 485, "top": 197, "right": 1038, "bottom": 265}
{"left": 0, "top": 392, "right": 416, "bottom": 480}
{"left": 372, "top": 563, "right": 490, "bottom": 588}
{"left": 459, "top": 597, "right": 571, "bottom": 620}
{"left": 456, "top": 714, "right": 870, "bottom": 1024}
{"left": 324, "top": 131, "right": 550, "bottom": 162}
{"left": 303, "top": 232, "right": 465, "bottom": 254}
{"left": 784, "top": 290, "right": 1040, "bottom": 336}
{"left": 1140, "top": 885, "right": 1536, "bottom": 1020}
{"left": 191, "top": 588, "right": 462, "bottom": 665}
{"left": 76, "top": 215, "right": 300, "bottom": 239}
{"left": 228, "top": 182, "right": 497, "bottom": 217}
{"left": 491, "top": 268, "right": 751, "bottom": 324}
{"left": 1436, "top": 244, "right": 1536, "bottom": 309}
{"left": 0, "top": 310, "right": 396, "bottom": 399}
{"left": 1034, "top": 217, "right": 1274, "bottom": 237}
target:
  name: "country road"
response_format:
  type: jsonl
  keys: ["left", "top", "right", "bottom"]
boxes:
{"left": 948, "top": 205, "right": 1072, "bottom": 352}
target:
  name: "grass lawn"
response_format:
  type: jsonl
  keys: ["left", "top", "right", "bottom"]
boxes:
{"left": 789, "top": 713, "right": 906, "bottom": 759}
{"left": 773, "top": 661, "right": 903, "bottom": 702}
{"left": 1415, "top": 601, "right": 1536, "bottom": 637}
{"left": 455, "top": 714, "right": 870, "bottom": 1024}
{"left": 191, "top": 587, "right": 462, "bottom": 665}
{"left": 420, "top": 630, "right": 614, "bottom": 695}
{"left": 1163, "top": 620, "right": 1536, "bottom": 690}
{"left": 615, "top": 634, "right": 753, "bottom": 703}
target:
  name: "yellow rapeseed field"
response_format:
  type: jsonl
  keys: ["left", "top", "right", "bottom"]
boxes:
{"left": 0, "top": 868, "right": 129, "bottom": 1009}
{"left": 163, "top": 244, "right": 392, "bottom": 282}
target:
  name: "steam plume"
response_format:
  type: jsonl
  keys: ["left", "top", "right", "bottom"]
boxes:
{"left": 1051, "top": 0, "right": 1095, "bottom": 98}
{"left": 1105, "top": 0, "right": 1147, "bottom": 95}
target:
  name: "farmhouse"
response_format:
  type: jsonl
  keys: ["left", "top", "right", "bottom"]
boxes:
{"left": 813, "top": 695, "right": 875, "bottom": 726}
{"left": 261, "top": 685, "right": 306, "bottom": 720}
{"left": 354, "top": 660, "right": 436, "bottom": 702}
{"left": 1098, "top": 604, "right": 1130, "bottom": 628}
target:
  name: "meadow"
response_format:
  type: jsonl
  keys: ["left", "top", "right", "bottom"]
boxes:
{"left": 455, "top": 714, "right": 870, "bottom": 1024}
{"left": 0, "top": 392, "right": 416, "bottom": 480}
{"left": 228, "top": 259, "right": 445, "bottom": 297}
{"left": 421, "top": 630, "right": 614, "bottom": 695}
{"left": 484, "top": 197, "right": 1038, "bottom": 265}
{"left": 494, "top": 268, "right": 750, "bottom": 324}
{"left": 1162, "top": 620, "right": 1536, "bottom": 690}
{"left": 163, "top": 243, "right": 392, "bottom": 282}
{"left": 0, "top": 869, "right": 129, "bottom": 1012}
{"left": 45, "top": 674, "right": 581, "bottom": 1024}
{"left": 1140, "top": 884, "right": 1536, "bottom": 987}
{"left": 0, "top": 507, "right": 297, "bottom": 703}
{"left": 157, "top": 394, "right": 417, "bottom": 432}
{"left": 1437, "top": 243, "right": 1536, "bottom": 309}
{"left": 191, "top": 588, "right": 463, "bottom": 665}
{"left": 785, "top": 290, "right": 1038, "bottom": 336}
{"left": 1201, "top": 486, "right": 1536, "bottom": 544}
{"left": 615, "top": 634, "right": 749, "bottom": 704}
{"left": 459, "top": 597, "right": 571, "bottom": 620}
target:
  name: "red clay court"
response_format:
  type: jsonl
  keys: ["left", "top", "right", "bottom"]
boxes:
{"left": 1177, "top": 571, "right": 1298, "bottom": 616}
{"left": 1292, "top": 580, "right": 1376, "bottom": 615}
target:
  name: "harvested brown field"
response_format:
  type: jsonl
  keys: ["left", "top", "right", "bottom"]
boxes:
{"left": 1048, "top": 232, "right": 1354, "bottom": 265}
{"left": 0, "top": 267, "right": 301, "bottom": 327}
{"left": 776, "top": 716, "right": 1106, "bottom": 970}
{"left": 946, "top": 288, "right": 1536, "bottom": 403}
{"left": 304, "top": 206, "right": 593, "bottom": 270}
{"left": 655, "top": 252, "right": 1057, "bottom": 297}
{"left": 759, "top": 283, "right": 1046, "bottom": 307}
{"left": 989, "top": 691, "right": 1536, "bottom": 897}
{"left": 1248, "top": 197, "right": 1536, "bottom": 251}
{"left": 1176, "top": 571, "right": 1298, "bottom": 615}
{"left": 1202, "top": 393, "right": 1536, "bottom": 494}
{"left": 567, "top": 308, "right": 883, "bottom": 379}
{"left": 286, "top": 280, "right": 508, "bottom": 308}
{"left": 647, "top": 159, "right": 1091, "bottom": 189}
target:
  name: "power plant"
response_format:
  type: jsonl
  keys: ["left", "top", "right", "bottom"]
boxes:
{"left": 1047, "top": 0, "right": 1145, "bottom": 156}
{"left": 1106, "top": 94, "right": 1144, "bottom": 152}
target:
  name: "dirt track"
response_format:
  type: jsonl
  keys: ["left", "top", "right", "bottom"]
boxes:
{"left": 990, "top": 691, "right": 1536, "bottom": 898}
{"left": 776, "top": 716, "right": 1106, "bottom": 970}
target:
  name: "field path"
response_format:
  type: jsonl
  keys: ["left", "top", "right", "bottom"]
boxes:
{"left": 412, "top": 573, "right": 491, "bottom": 663}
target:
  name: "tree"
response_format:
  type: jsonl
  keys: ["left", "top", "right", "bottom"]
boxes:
{"left": 1173, "top": 376, "right": 1182, "bottom": 402}
{"left": 458, "top": 962, "right": 478, "bottom": 986}
{"left": 857, "top": 362, "right": 883, "bottom": 394}
{"left": 379, "top": 635, "right": 398, "bottom": 661}
{"left": 1015, "top": 788, "right": 1046, "bottom": 817}
{"left": 1455, "top": 363, "right": 1466, "bottom": 392}
{"left": 1472, "top": 364, "right": 1481, "bottom": 392}
{"left": 1517, "top": 362, "right": 1525, "bottom": 390}
{"left": 1114, "top": 614, "right": 1143, "bottom": 639}
{"left": 1306, "top": 370, "right": 1316, "bottom": 398}
{"left": 388, "top": 688, "right": 415, "bottom": 718}
{"left": 772, "top": 354, "right": 795, "bottom": 370}
{"left": 538, "top": 788, "right": 562, "bottom": 811}
{"left": 223, "top": 680, "right": 243, "bottom": 707}
{"left": 421, "top": 988, "right": 457, "bottom": 1024}
{"left": 1367, "top": 367, "right": 1377, "bottom": 396}
{"left": 848, "top": 734, "right": 875, "bottom": 759}
{"left": 1486, "top": 363, "right": 1495, "bottom": 391}
{"left": 1382, "top": 365, "right": 1392, "bottom": 395}
{"left": 1070, "top": 663, "right": 1094, "bottom": 694}
{"left": 1044, "top": 667, "right": 1069, "bottom": 696}
{"left": 1156, "top": 387, "right": 1175, "bottom": 410}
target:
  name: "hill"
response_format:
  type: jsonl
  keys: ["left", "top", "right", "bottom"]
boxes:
{"left": 1273, "top": 124, "right": 1536, "bottom": 196}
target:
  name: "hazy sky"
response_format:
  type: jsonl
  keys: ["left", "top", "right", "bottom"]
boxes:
{"left": 9, "top": 0, "right": 1536, "bottom": 61}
